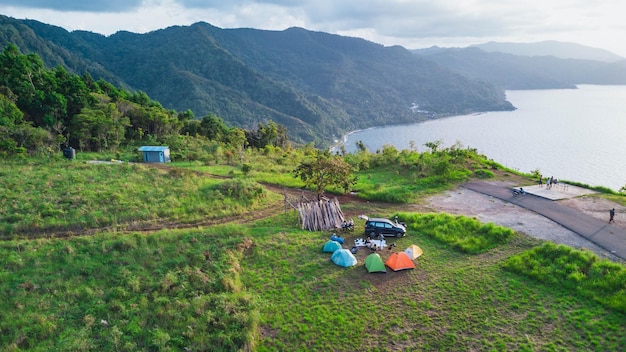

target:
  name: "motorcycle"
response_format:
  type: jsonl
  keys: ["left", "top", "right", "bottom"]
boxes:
{"left": 340, "top": 219, "right": 354, "bottom": 232}
{"left": 512, "top": 187, "right": 526, "bottom": 196}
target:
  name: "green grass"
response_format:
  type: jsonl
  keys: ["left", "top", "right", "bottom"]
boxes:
{"left": 2, "top": 150, "right": 626, "bottom": 351}
{"left": 2, "top": 218, "right": 624, "bottom": 351}
{"left": 241, "top": 215, "right": 626, "bottom": 351}
{"left": 504, "top": 242, "right": 626, "bottom": 313}
{"left": 0, "top": 227, "right": 257, "bottom": 351}
{"left": 399, "top": 212, "right": 515, "bottom": 254}
{"left": 352, "top": 168, "right": 456, "bottom": 203}
{"left": 0, "top": 158, "right": 279, "bottom": 238}
{"left": 171, "top": 161, "right": 239, "bottom": 177}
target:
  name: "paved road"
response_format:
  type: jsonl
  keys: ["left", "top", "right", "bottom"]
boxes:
{"left": 463, "top": 182, "right": 626, "bottom": 261}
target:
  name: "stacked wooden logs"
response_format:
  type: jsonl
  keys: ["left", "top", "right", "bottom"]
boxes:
{"left": 296, "top": 198, "right": 345, "bottom": 231}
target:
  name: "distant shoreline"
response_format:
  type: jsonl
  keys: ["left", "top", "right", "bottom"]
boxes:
{"left": 330, "top": 86, "right": 626, "bottom": 191}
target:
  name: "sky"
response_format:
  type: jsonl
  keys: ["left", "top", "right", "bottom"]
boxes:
{"left": 1, "top": 0, "right": 625, "bottom": 57}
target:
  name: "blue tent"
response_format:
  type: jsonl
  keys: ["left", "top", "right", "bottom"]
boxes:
{"left": 331, "top": 249, "right": 357, "bottom": 267}
{"left": 323, "top": 240, "right": 342, "bottom": 253}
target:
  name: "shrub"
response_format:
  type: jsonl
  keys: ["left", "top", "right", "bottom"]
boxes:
{"left": 215, "top": 179, "right": 265, "bottom": 202}
{"left": 398, "top": 212, "right": 514, "bottom": 253}
{"left": 503, "top": 242, "right": 626, "bottom": 313}
{"left": 474, "top": 169, "right": 494, "bottom": 179}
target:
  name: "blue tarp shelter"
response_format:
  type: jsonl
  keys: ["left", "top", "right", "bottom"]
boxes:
{"left": 138, "top": 146, "right": 171, "bottom": 163}
{"left": 330, "top": 234, "right": 344, "bottom": 244}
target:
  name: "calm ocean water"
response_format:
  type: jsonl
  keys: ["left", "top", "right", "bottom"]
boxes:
{"left": 334, "top": 85, "right": 626, "bottom": 191}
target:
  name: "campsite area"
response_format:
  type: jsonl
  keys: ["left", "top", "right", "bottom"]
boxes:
{"left": 1, "top": 154, "right": 625, "bottom": 351}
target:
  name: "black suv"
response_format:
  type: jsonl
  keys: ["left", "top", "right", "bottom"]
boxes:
{"left": 364, "top": 218, "right": 406, "bottom": 238}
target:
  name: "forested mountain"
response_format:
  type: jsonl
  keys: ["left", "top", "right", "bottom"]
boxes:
{"left": 414, "top": 45, "right": 626, "bottom": 90}
{"left": 0, "top": 15, "right": 513, "bottom": 146}
{"left": 0, "top": 42, "right": 288, "bottom": 158}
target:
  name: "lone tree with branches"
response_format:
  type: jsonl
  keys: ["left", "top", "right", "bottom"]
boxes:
{"left": 294, "top": 150, "right": 357, "bottom": 200}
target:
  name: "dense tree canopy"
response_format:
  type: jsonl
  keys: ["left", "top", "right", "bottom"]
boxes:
{"left": 0, "top": 44, "right": 289, "bottom": 157}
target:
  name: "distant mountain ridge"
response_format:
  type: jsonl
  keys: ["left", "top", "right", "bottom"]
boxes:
{"left": 471, "top": 40, "right": 624, "bottom": 63}
{"left": 0, "top": 15, "right": 513, "bottom": 146}
{"left": 414, "top": 42, "right": 626, "bottom": 90}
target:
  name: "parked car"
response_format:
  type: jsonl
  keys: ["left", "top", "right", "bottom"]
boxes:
{"left": 364, "top": 217, "right": 406, "bottom": 238}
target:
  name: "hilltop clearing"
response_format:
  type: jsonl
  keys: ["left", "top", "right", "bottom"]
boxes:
{"left": 420, "top": 182, "right": 624, "bottom": 262}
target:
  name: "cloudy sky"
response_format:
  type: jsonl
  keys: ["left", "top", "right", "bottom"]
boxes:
{"left": 2, "top": 0, "right": 625, "bottom": 56}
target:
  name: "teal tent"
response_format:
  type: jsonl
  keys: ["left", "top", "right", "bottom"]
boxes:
{"left": 331, "top": 249, "right": 357, "bottom": 267}
{"left": 323, "top": 240, "right": 342, "bottom": 253}
{"left": 364, "top": 253, "right": 387, "bottom": 273}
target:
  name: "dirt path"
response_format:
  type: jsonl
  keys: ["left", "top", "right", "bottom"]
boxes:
{"left": 10, "top": 167, "right": 626, "bottom": 264}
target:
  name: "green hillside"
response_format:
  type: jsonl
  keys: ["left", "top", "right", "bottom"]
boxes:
{"left": 0, "top": 15, "right": 514, "bottom": 146}
{"left": 1, "top": 147, "right": 625, "bottom": 351}
{"left": 2, "top": 26, "right": 625, "bottom": 351}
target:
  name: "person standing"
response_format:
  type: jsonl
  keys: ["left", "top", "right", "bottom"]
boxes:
{"left": 548, "top": 176, "right": 554, "bottom": 189}
{"left": 609, "top": 208, "right": 616, "bottom": 224}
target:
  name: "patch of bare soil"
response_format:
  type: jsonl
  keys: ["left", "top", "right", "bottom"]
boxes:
{"left": 421, "top": 184, "right": 624, "bottom": 262}
{"left": 559, "top": 196, "right": 626, "bottom": 230}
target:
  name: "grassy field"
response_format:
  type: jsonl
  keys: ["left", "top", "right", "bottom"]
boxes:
{"left": 0, "top": 226, "right": 257, "bottom": 351}
{"left": 0, "top": 158, "right": 279, "bottom": 239}
{"left": 1, "top": 152, "right": 625, "bottom": 351}
{"left": 243, "top": 214, "right": 626, "bottom": 351}
{"left": 3, "top": 211, "right": 625, "bottom": 351}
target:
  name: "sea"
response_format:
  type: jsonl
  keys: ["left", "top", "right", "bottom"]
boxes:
{"left": 332, "top": 85, "right": 626, "bottom": 191}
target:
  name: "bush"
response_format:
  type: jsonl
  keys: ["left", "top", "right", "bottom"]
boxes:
{"left": 399, "top": 212, "right": 514, "bottom": 254}
{"left": 215, "top": 179, "right": 266, "bottom": 202}
{"left": 474, "top": 169, "right": 494, "bottom": 179}
{"left": 503, "top": 242, "right": 626, "bottom": 313}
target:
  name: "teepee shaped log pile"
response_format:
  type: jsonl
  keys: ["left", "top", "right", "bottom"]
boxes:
{"left": 296, "top": 198, "right": 346, "bottom": 231}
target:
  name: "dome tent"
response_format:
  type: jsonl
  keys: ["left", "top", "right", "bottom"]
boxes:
{"left": 323, "top": 240, "right": 342, "bottom": 253}
{"left": 364, "top": 253, "right": 386, "bottom": 273}
{"left": 385, "top": 252, "right": 415, "bottom": 271}
{"left": 404, "top": 244, "right": 423, "bottom": 260}
{"left": 331, "top": 249, "right": 357, "bottom": 267}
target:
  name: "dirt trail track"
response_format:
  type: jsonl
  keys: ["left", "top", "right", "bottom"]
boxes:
{"left": 8, "top": 169, "right": 626, "bottom": 264}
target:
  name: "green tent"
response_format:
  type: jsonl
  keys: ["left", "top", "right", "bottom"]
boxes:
{"left": 323, "top": 240, "right": 342, "bottom": 253}
{"left": 365, "top": 253, "right": 387, "bottom": 273}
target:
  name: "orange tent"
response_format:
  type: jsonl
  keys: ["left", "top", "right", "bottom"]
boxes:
{"left": 385, "top": 252, "right": 416, "bottom": 271}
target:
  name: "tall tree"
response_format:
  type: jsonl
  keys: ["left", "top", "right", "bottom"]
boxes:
{"left": 71, "top": 103, "right": 129, "bottom": 151}
{"left": 227, "top": 127, "right": 247, "bottom": 164}
{"left": 245, "top": 120, "right": 289, "bottom": 149}
{"left": 200, "top": 113, "right": 229, "bottom": 142}
{"left": 294, "top": 150, "right": 357, "bottom": 199}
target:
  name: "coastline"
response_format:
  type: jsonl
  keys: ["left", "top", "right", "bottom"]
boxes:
{"left": 330, "top": 86, "right": 626, "bottom": 191}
